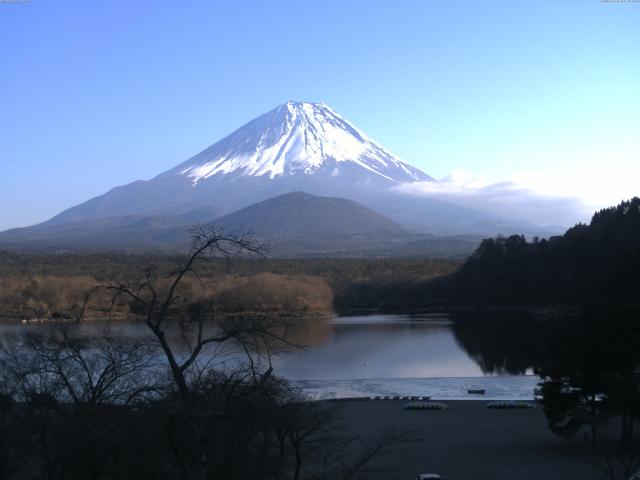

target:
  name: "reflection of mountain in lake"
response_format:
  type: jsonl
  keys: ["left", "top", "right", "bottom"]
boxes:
{"left": 450, "top": 311, "right": 550, "bottom": 375}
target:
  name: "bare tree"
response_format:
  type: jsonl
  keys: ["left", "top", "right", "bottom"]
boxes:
{"left": 83, "top": 225, "right": 302, "bottom": 480}
{"left": 0, "top": 225, "right": 399, "bottom": 480}
{"left": 282, "top": 400, "right": 338, "bottom": 480}
{"left": 588, "top": 430, "right": 640, "bottom": 480}
{"left": 0, "top": 392, "right": 29, "bottom": 480}
{"left": 1, "top": 324, "right": 156, "bottom": 408}
{"left": 85, "top": 225, "right": 295, "bottom": 402}
{"left": 269, "top": 386, "right": 408, "bottom": 480}
{"left": 0, "top": 323, "right": 159, "bottom": 480}
{"left": 317, "top": 429, "right": 408, "bottom": 480}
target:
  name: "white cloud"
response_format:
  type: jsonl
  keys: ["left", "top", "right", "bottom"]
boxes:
{"left": 508, "top": 168, "right": 639, "bottom": 210}
{"left": 393, "top": 169, "right": 601, "bottom": 227}
{"left": 397, "top": 138, "right": 640, "bottom": 228}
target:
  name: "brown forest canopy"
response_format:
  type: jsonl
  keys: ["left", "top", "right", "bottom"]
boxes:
{"left": 0, "top": 254, "right": 460, "bottom": 319}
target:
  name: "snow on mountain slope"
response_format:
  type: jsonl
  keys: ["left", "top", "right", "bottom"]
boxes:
{"left": 172, "top": 101, "right": 432, "bottom": 184}
{"left": 28, "top": 101, "right": 552, "bottom": 238}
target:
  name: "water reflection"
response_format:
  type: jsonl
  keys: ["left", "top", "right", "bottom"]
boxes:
{"left": 0, "top": 313, "right": 545, "bottom": 381}
{"left": 450, "top": 310, "right": 549, "bottom": 375}
{"left": 274, "top": 314, "right": 487, "bottom": 380}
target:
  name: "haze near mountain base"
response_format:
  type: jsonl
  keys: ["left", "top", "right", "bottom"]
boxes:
{"left": 0, "top": 102, "right": 561, "bottom": 254}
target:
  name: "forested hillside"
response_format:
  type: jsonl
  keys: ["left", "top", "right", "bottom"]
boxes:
{"left": 446, "top": 197, "right": 640, "bottom": 306}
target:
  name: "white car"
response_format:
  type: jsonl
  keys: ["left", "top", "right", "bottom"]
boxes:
{"left": 416, "top": 475, "right": 443, "bottom": 480}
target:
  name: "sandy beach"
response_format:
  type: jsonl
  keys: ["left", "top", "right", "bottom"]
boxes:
{"left": 336, "top": 400, "right": 601, "bottom": 480}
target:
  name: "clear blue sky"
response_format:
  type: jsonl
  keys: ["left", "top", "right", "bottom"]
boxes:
{"left": 1, "top": 0, "right": 639, "bottom": 230}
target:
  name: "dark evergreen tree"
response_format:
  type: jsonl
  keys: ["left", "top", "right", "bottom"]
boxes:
{"left": 536, "top": 305, "right": 640, "bottom": 446}
{"left": 446, "top": 197, "right": 640, "bottom": 306}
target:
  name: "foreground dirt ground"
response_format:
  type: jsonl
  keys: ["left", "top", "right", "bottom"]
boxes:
{"left": 337, "top": 400, "right": 602, "bottom": 480}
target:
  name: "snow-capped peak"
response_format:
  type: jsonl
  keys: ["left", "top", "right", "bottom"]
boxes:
{"left": 175, "top": 101, "right": 432, "bottom": 185}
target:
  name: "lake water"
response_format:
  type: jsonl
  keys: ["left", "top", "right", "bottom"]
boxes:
{"left": 0, "top": 313, "right": 541, "bottom": 399}
{"left": 276, "top": 314, "right": 489, "bottom": 380}
{"left": 277, "top": 314, "right": 539, "bottom": 399}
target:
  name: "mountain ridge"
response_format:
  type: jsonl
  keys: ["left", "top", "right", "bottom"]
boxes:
{"left": 0, "top": 192, "right": 482, "bottom": 257}
{"left": 214, "top": 191, "right": 405, "bottom": 238}
{"left": 10, "top": 101, "right": 559, "bottom": 238}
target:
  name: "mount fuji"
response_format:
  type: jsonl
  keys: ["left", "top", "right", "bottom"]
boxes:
{"left": 176, "top": 101, "right": 430, "bottom": 184}
{"left": 46, "top": 101, "right": 439, "bottom": 225}
{"left": 0, "top": 101, "right": 557, "bottom": 253}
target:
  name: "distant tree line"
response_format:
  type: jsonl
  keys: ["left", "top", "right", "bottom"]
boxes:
{"left": 442, "top": 197, "right": 640, "bottom": 307}
{"left": 0, "top": 252, "right": 460, "bottom": 319}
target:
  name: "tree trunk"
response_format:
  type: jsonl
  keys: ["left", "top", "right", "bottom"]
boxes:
{"left": 165, "top": 414, "right": 192, "bottom": 480}
{"left": 149, "top": 323, "right": 190, "bottom": 402}
{"left": 621, "top": 411, "right": 632, "bottom": 448}
{"left": 590, "top": 397, "right": 598, "bottom": 446}
{"left": 293, "top": 444, "right": 302, "bottom": 480}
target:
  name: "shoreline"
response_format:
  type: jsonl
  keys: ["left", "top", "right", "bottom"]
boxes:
{"left": 2, "top": 304, "right": 580, "bottom": 325}
{"left": 293, "top": 375, "right": 539, "bottom": 401}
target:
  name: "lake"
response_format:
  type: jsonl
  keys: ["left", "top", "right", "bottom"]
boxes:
{"left": 0, "top": 313, "right": 542, "bottom": 399}
{"left": 277, "top": 314, "right": 493, "bottom": 379}
{"left": 278, "top": 313, "right": 540, "bottom": 399}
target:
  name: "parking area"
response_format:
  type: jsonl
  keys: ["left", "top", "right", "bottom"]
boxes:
{"left": 337, "top": 400, "right": 602, "bottom": 480}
